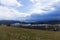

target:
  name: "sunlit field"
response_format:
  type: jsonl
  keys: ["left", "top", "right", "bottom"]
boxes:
{"left": 0, "top": 25, "right": 60, "bottom": 40}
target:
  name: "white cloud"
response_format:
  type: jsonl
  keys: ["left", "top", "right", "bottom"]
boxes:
{"left": 0, "top": 0, "right": 22, "bottom": 7}
{"left": 0, "top": 0, "right": 30, "bottom": 21}
{"left": 0, "top": 6, "right": 30, "bottom": 21}
{"left": 0, "top": 0, "right": 34, "bottom": 21}
{"left": 30, "top": 0, "right": 60, "bottom": 14}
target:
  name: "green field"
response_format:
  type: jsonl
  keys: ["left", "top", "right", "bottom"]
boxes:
{"left": 0, "top": 25, "right": 60, "bottom": 40}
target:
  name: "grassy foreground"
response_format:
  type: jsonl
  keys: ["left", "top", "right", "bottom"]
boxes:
{"left": 0, "top": 26, "right": 60, "bottom": 40}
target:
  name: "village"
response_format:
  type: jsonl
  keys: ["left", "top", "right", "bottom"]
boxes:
{"left": 0, "top": 23, "right": 60, "bottom": 31}
{"left": 1, "top": 23, "right": 60, "bottom": 31}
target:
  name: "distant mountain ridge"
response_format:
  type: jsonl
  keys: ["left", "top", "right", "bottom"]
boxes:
{"left": 0, "top": 20, "right": 60, "bottom": 24}
{"left": 31, "top": 20, "right": 60, "bottom": 24}
{"left": 0, "top": 20, "right": 21, "bottom": 24}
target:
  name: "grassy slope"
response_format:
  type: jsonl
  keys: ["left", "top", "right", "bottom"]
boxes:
{"left": 0, "top": 26, "right": 60, "bottom": 40}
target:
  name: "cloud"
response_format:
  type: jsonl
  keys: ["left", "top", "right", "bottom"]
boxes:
{"left": 0, "top": 0, "right": 60, "bottom": 22}
{"left": 0, "top": 0, "right": 22, "bottom": 7}
{"left": 0, "top": 6, "right": 30, "bottom": 20}
{"left": 24, "top": 0, "right": 60, "bottom": 22}
{"left": 29, "top": 0, "right": 60, "bottom": 14}
{"left": 0, "top": 0, "right": 31, "bottom": 21}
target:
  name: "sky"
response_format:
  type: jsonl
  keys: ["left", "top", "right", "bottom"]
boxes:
{"left": 0, "top": 0, "right": 60, "bottom": 22}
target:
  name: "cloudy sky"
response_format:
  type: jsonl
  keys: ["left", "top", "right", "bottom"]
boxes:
{"left": 0, "top": 0, "right": 60, "bottom": 22}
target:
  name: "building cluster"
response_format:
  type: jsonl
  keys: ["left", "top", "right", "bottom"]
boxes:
{"left": 10, "top": 23, "right": 60, "bottom": 31}
{"left": 0, "top": 23, "right": 60, "bottom": 31}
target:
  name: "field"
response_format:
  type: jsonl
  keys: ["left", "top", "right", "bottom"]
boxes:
{"left": 0, "top": 25, "right": 60, "bottom": 40}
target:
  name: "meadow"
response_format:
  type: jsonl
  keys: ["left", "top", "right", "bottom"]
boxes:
{"left": 0, "top": 25, "right": 60, "bottom": 40}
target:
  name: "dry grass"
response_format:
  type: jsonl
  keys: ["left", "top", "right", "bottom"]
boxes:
{"left": 0, "top": 25, "right": 60, "bottom": 40}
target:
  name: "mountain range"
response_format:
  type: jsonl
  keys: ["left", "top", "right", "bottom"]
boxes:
{"left": 0, "top": 20, "right": 60, "bottom": 24}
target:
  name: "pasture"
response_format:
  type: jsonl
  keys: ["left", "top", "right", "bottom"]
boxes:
{"left": 0, "top": 25, "right": 60, "bottom": 40}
